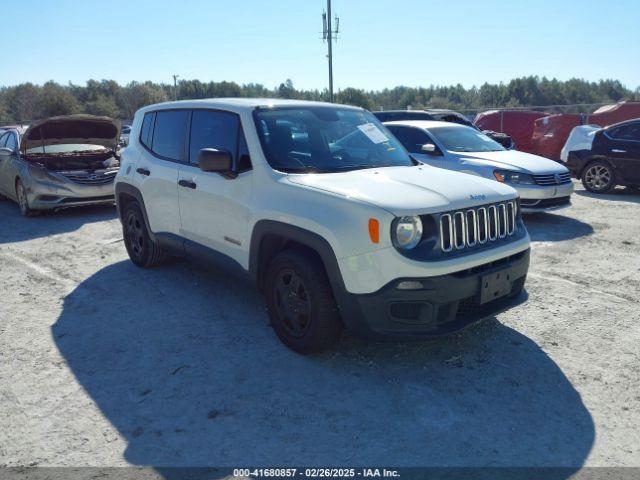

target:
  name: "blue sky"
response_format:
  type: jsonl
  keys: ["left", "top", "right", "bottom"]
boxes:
{"left": 3, "top": 0, "right": 638, "bottom": 90}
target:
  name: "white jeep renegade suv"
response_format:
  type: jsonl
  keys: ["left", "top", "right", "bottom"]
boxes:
{"left": 115, "top": 99, "right": 531, "bottom": 353}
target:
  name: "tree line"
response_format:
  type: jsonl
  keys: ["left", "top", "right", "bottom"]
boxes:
{"left": 1, "top": 76, "right": 637, "bottom": 124}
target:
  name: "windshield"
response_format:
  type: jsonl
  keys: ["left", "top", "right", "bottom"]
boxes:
{"left": 254, "top": 106, "right": 414, "bottom": 173}
{"left": 429, "top": 125, "right": 505, "bottom": 152}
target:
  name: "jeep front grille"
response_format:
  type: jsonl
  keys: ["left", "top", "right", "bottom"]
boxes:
{"left": 439, "top": 201, "right": 517, "bottom": 252}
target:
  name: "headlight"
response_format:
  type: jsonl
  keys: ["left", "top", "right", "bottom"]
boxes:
{"left": 494, "top": 169, "right": 535, "bottom": 185}
{"left": 392, "top": 216, "right": 423, "bottom": 250}
{"left": 29, "top": 166, "right": 60, "bottom": 182}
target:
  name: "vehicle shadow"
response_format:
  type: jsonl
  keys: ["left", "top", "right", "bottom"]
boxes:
{"left": 53, "top": 260, "right": 594, "bottom": 477}
{"left": 0, "top": 201, "right": 117, "bottom": 244}
{"left": 575, "top": 187, "right": 640, "bottom": 204}
{"left": 524, "top": 213, "right": 594, "bottom": 242}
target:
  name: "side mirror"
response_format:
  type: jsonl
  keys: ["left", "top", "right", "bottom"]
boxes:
{"left": 198, "top": 148, "right": 232, "bottom": 173}
{"left": 0, "top": 147, "right": 14, "bottom": 158}
{"left": 421, "top": 143, "right": 437, "bottom": 153}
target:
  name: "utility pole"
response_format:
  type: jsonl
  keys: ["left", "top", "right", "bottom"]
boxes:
{"left": 172, "top": 74, "right": 179, "bottom": 100}
{"left": 322, "top": 0, "right": 339, "bottom": 102}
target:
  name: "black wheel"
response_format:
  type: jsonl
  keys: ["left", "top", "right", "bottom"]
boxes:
{"left": 122, "top": 201, "right": 165, "bottom": 268}
{"left": 265, "top": 249, "right": 342, "bottom": 354}
{"left": 581, "top": 161, "right": 615, "bottom": 193}
{"left": 15, "top": 179, "right": 36, "bottom": 216}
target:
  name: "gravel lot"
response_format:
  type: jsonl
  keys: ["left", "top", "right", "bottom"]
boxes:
{"left": 0, "top": 181, "right": 639, "bottom": 473}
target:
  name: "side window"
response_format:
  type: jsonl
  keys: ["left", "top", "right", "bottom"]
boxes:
{"left": 5, "top": 133, "right": 18, "bottom": 152}
{"left": 0, "top": 133, "right": 8, "bottom": 148}
{"left": 188, "top": 110, "right": 239, "bottom": 165}
{"left": 139, "top": 113, "right": 154, "bottom": 148}
{"left": 387, "top": 126, "right": 432, "bottom": 153}
{"left": 151, "top": 110, "right": 189, "bottom": 161}
{"left": 610, "top": 123, "right": 640, "bottom": 141}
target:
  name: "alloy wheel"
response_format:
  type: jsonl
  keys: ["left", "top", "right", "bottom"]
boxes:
{"left": 16, "top": 182, "right": 29, "bottom": 215}
{"left": 584, "top": 164, "right": 612, "bottom": 191}
{"left": 273, "top": 269, "right": 311, "bottom": 338}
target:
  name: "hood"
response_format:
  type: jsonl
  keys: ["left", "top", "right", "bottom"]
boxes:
{"left": 286, "top": 165, "right": 517, "bottom": 216}
{"left": 452, "top": 149, "right": 568, "bottom": 174}
{"left": 20, "top": 115, "right": 121, "bottom": 153}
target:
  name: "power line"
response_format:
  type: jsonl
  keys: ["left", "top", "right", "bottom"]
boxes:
{"left": 322, "top": 0, "right": 339, "bottom": 102}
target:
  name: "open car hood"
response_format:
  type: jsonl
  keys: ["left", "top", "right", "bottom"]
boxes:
{"left": 20, "top": 115, "right": 121, "bottom": 153}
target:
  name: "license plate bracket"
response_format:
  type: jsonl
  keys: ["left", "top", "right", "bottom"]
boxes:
{"left": 480, "top": 268, "right": 513, "bottom": 304}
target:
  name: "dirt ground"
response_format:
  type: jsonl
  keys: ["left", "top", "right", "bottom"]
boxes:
{"left": 0, "top": 181, "right": 639, "bottom": 473}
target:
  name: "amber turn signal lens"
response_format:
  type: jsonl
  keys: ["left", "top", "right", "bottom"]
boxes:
{"left": 368, "top": 218, "right": 380, "bottom": 243}
{"left": 494, "top": 171, "right": 505, "bottom": 182}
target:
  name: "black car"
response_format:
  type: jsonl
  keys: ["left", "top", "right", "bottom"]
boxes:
{"left": 566, "top": 119, "right": 640, "bottom": 193}
{"left": 373, "top": 109, "right": 515, "bottom": 149}
{"left": 373, "top": 110, "right": 436, "bottom": 122}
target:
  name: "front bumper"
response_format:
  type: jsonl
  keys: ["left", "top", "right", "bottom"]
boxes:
{"left": 336, "top": 248, "right": 530, "bottom": 340}
{"left": 25, "top": 175, "right": 116, "bottom": 210}
{"left": 565, "top": 155, "right": 585, "bottom": 177}
{"left": 514, "top": 182, "right": 574, "bottom": 213}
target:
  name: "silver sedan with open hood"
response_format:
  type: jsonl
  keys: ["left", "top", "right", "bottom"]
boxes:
{"left": 0, "top": 115, "right": 120, "bottom": 216}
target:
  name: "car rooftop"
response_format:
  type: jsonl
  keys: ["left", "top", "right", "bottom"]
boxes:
{"left": 605, "top": 117, "right": 640, "bottom": 129}
{"left": 375, "top": 110, "right": 432, "bottom": 114}
{"left": 138, "top": 97, "right": 363, "bottom": 113}
{"left": 383, "top": 120, "right": 465, "bottom": 129}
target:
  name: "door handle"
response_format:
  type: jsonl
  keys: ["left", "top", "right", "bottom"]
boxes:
{"left": 136, "top": 167, "right": 151, "bottom": 176}
{"left": 611, "top": 149, "right": 626, "bottom": 153}
{"left": 178, "top": 179, "right": 197, "bottom": 189}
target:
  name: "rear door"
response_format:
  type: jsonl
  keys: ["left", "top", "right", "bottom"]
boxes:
{"left": 177, "top": 109, "right": 253, "bottom": 267}
{"left": 605, "top": 122, "right": 640, "bottom": 184}
{"left": 135, "top": 110, "right": 187, "bottom": 236}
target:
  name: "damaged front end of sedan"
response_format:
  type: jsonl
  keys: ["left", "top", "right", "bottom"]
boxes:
{"left": 18, "top": 115, "right": 121, "bottom": 212}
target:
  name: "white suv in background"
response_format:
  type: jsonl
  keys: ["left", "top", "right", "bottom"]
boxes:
{"left": 115, "top": 99, "right": 531, "bottom": 353}
{"left": 385, "top": 120, "right": 574, "bottom": 213}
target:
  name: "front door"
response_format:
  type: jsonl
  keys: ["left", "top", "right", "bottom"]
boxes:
{"left": 0, "top": 132, "right": 19, "bottom": 199}
{"left": 177, "top": 109, "right": 253, "bottom": 267}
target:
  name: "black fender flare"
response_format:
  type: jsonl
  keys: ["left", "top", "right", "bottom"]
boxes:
{"left": 248, "top": 220, "right": 354, "bottom": 320}
{"left": 114, "top": 182, "right": 158, "bottom": 242}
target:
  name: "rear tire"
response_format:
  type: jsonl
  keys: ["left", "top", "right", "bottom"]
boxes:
{"left": 581, "top": 161, "right": 615, "bottom": 193}
{"left": 15, "top": 179, "right": 36, "bottom": 217}
{"left": 265, "top": 248, "right": 342, "bottom": 354}
{"left": 122, "top": 201, "right": 165, "bottom": 268}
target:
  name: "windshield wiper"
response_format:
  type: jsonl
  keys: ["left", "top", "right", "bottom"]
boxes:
{"left": 274, "top": 165, "right": 331, "bottom": 173}
{"left": 330, "top": 164, "right": 381, "bottom": 171}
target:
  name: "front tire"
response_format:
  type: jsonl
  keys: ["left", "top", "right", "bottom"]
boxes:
{"left": 265, "top": 249, "right": 342, "bottom": 354}
{"left": 582, "top": 161, "right": 616, "bottom": 193}
{"left": 15, "top": 179, "right": 35, "bottom": 216}
{"left": 122, "top": 201, "right": 165, "bottom": 268}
